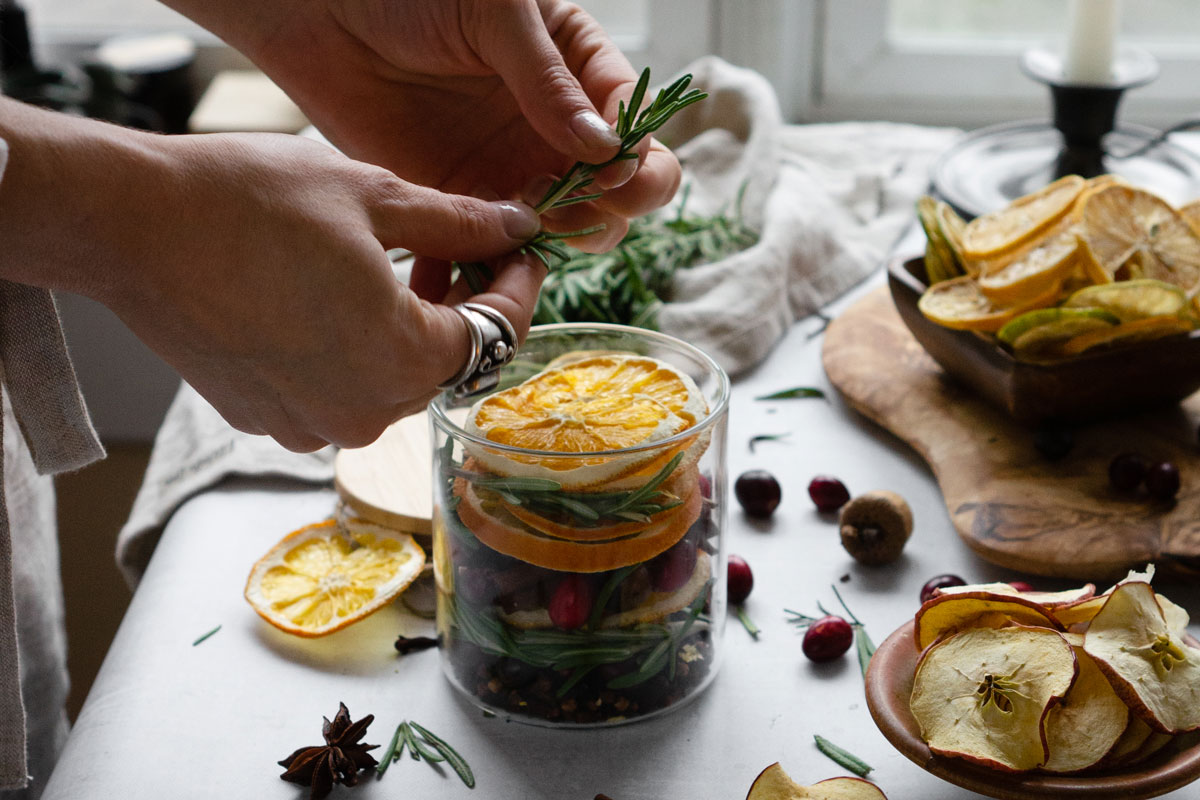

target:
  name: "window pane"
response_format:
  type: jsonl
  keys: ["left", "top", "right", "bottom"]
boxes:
{"left": 891, "top": 0, "right": 1200, "bottom": 46}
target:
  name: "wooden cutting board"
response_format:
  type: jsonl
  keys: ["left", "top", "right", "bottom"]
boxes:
{"left": 822, "top": 287, "right": 1200, "bottom": 580}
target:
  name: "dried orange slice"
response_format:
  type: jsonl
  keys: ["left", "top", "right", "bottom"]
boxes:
{"left": 918, "top": 274, "right": 1062, "bottom": 332}
{"left": 1079, "top": 185, "right": 1200, "bottom": 292}
{"left": 453, "top": 476, "right": 701, "bottom": 573}
{"left": 1060, "top": 315, "right": 1195, "bottom": 356}
{"left": 961, "top": 175, "right": 1085, "bottom": 260}
{"left": 978, "top": 228, "right": 1081, "bottom": 304}
{"left": 465, "top": 353, "right": 708, "bottom": 488}
{"left": 245, "top": 519, "right": 425, "bottom": 637}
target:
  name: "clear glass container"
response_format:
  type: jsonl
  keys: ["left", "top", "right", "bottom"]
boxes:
{"left": 430, "top": 323, "right": 730, "bottom": 727}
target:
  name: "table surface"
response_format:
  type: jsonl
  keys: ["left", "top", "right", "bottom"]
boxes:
{"left": 43, "top": 269, "right": 1200, "bottom": 800}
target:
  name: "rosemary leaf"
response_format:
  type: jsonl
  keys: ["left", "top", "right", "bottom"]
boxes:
{"left": 813, "top": 734, "right": 872, "bottom": 777}
{"left": 404, "top": 723, "right": 445, "bottom": 763}
{"left": 191, "top": 624, "right": 221, "bottom": 646}
{"left": 755, "top": 387, "right": 826, "bottom": 401}
{"left": 855, "top": 626, "right": 876, "bottom": 680}
{"left": 376, "top": 724, "right": 404, "bottom": 776}
{"left": 588, "top": 564, "right": 639, "bottom": 629}
{"left": 749, "top": 433, "right": 790, "bottom": 453}
{"left": 409, "top": 721, "right": 476, "bottom": 789}
{"left": 735, "top": 606, "right": 761, "bottom": 640}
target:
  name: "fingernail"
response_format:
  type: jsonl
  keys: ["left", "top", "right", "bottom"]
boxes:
{"left": 571, "top": 110, "right": 621, "bottom": 150}
{"left": 598, "top": 157, "right": 638, "bottom": 190}
{"left": 493, "top": 201, "right": 541, "bottom": 241}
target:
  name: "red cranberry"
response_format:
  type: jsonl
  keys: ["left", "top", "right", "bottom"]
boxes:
{"left": 1109, "top": 452, "right": 1149, "bottom": 492}
{"left": 802, "top": 615, "right": 854, "bottom": 662}
{"left": 1145, "top": 461, "right": 1181, "bottom": 502}
{"left": 727, "top": 554, "right": 754, "bottom": 605}
{"left": 920, "top": 574, "right": 966, "bottom": 604}
{"left": 735, "top": 470, "right": 782, "bottom": 518}
{"left": 1008, "top": 580, "right": 1035, "bottom": 593}
{"left": 808, "top": 476, "right": 850, "bottom": 513}
{"left": 698, "top": 473, "right": 713, "bottom": 500}
{"left": 548, "top": 574, "right": 594, "bottom": 630}
{"left": 649, "top": 539, "right": 698, "bottom": 592}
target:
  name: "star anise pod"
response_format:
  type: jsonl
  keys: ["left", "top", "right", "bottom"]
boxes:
{"left": 278, "top": 703, "right": 379, "bottom": 800}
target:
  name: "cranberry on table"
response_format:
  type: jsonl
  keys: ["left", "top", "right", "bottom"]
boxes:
{"left": 727, "top": 554, "right": 754, "bottom": 605}
{"left": 802, "top": 615, "right": 854, "bottom": 662}
{"left": 920, "top": 573, "right": 966, "bottom": 604}
{"left": 548, "top": 574, "right": 594, "bottom": 630}
{"left": 735, "top": 470, "right": 782, "bottom": 518}
{"left": 1108, "top": 452, "right": 1149, "bottom": 492}
{"left": 808, "top": 476, "right": 851, "bottom": 513}
{"left": 1145, "top": 461, "right": 1181, "bottom": 502}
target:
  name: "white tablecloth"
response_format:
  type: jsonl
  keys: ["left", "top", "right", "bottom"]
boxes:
{"left": 42, "top": 270, "right": 1200, "bottom": 800}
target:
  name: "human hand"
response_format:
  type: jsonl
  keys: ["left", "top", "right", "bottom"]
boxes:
{"left": 167, "top": 0, "right": 683, "bottom": 253}
{"left": 0, "top": 116, "right": 547, "bottom": 452}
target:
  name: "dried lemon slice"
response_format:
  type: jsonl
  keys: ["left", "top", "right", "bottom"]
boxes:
{"left": 465, "top": 353, "right": 708, "bottom": 488}
{"left": 918, "top": 274, "right": 1061, "bottom": 332}
{"left": 245, "top": 519, "right": 425, "bottom": 637}
{"left": 1060, "top": 315, "right": 1195, "bottom": 356}
{"left": 961, "top": 175, "right": 1085, "bottom": 260}
{"left": 1079, "top": 186, "right": 1200, "bottom": 292}
{"left": 978, "top": 229, "right": 1081, "bottom": 304}
{"left": 1062, "top": 279, "right": 1189, "bottom": 321}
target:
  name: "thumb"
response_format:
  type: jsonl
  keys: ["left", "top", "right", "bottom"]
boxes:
{"left": 368, "top": 178, "right": 541, "bottom": 261}
{"left": 475, "top": 3, "right": 622, "bottom": 166}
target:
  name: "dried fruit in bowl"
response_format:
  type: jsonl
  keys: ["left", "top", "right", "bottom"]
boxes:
{"left": 960, "top": 174, "right": 1085, "bottom": 261}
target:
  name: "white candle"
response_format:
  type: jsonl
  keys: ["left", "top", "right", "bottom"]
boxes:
{"left": 1064, "top": 0, "right": 1121, "bottom": 84}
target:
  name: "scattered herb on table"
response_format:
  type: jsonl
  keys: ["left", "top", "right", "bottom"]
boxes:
{"left": 191, "top": 624, "right": 221, "bottom": 646}
{"left": 278, "top": 702, "right": 378, "bottom": 800}
{"left": 455, "top": 68, "right": 709, "bottom": 294}
{"left": 735, "top": 606, "right": 761, "bottom": 640}
{"left": 813, "top": 734, "right": 873, "bottom": 777}
{"left": 749, "top": 433, "right": 790, "bottom": 453}
{"left": 376, "top": 719, "right": 475, "bottom": 789}
{"left": 755, "top": 387, "right": 825, "bottom": 401}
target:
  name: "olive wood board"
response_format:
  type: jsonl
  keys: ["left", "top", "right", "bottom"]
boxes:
{"left": 821, "top": 287, "right": 1200, "bottom": 581}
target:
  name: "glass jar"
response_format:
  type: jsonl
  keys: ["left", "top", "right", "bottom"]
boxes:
{"left": 430, "top": 323, "right": 730, "bottom": 727}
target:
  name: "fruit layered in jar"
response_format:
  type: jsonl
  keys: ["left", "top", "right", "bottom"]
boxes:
{"left": 432, "top": 346, "right": 727, "bottom": 726}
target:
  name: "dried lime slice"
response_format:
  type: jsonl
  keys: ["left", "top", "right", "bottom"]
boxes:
{"left": 1063, "top": 279, "right": 1189, "bottom": 321}
{"left": 996, "top": 307, "right": 1119, "bottom": 347}
{"left": 918, "top": 195, "right": 962, "bottom": 284}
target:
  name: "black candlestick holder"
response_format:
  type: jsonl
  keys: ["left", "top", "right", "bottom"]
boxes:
{"left": 932, "top": 45, "right": 1200, "bottom": 219}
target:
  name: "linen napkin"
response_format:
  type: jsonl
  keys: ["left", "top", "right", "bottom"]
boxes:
{"left": 116, "top": 58, "right": 961, "bottom": 584}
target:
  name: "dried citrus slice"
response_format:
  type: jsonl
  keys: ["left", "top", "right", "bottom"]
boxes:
{"left": 1008, "top": 311, "right": 1120, "bottom": 360}
{"left": 465, "top": 353, "right": 708, "bottom": 488}
{"left": 1181, "top": 199, "right": 1200, "bottom": 236}
{"left": 938, "top": 200, "right": 970, "bottom": 274}
{"left": 997, "top": 308, "right": 1119, "bottom": 347}
{"left": 1069, "top": 174, "right": 1127, "bottom": 223}
{"left": 961, "top": 175, "right": 1085, "bottom": 260}
{"left": 918, "top": 196, "right": 962, "bottom": 283}
{"left": 1060, "top": 315, "right": 1195, "bottom": 356}
{"left": 1079, "top": 185, "right": 1200, "bottom": 292}
{"left": 452, "top": 477, "right": 701, "bottom": 572}
{"left": 978, "top": 229, "right": 1081, "bottom": 304}
{"left": 245, "top": 518, "right": 425, "bottom": 637}
{"left": 918, "top": 274, "right": 1062, "bottom": 332}
{"left": 1062, "top": 279, "right": 1189, "bottom": 321}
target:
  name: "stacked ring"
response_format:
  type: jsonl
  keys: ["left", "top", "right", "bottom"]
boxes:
{"left": 437, "top": 303, "right": 518, "bottom": 398}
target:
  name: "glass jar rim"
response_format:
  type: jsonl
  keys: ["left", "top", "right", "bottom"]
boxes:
{"left": 429, "top": 322, "right": 731, "bottom": 459}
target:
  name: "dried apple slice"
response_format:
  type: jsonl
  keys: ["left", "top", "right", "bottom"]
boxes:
{"left": 1116, "top": 731, "right": 1174, "bottom": 767}
{"left": 937, "top": 582, "right": 1095, "bottom": 608}
{"left": 910, "top": 625, "right": 1077, "bottom": 771}
{"left": 745, "top": 763, "right": 887, "bottom": 800}
{"left": 1042, "top": 645, "right": 1129, "bottom": 773}
{"left": 1084, "top": 581, "right": 1200, "bottom": 734}
{"left": 1103, "top": 716, "right": 1155, "bottom": 765}
{"left": 914, "top": 591, "right": 1061, "bottom": 650}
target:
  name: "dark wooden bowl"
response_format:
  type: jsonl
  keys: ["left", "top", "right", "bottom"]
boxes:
{"left": 865, "top": 623, "right": 1200, "bottom": 800}
{"left": 887, "top": 257, "right": 1200, "bottom": 424}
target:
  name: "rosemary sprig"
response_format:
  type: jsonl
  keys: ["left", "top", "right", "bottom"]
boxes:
{"left": 532, "top": 187, "right": 759, "bottom": 328}
{"left": 376, "top": 720, "right": 475, "bottom": 789}
{"left": 455, "top": 68, "right": 709, "bottom": 292}
{"left": 734, "top": 606, "right": 760, "bottom": 640}
{"left": 831, "top": 583, "right": 877, "bottom": 679}
{"left": 191, "top": 624, "right": 221, "bottom": 646}
{"left": 454, "top": 451, "right": 685, "bottom": 526}
{"left": 814, "top": 734, "right": 873, "bottom": 777}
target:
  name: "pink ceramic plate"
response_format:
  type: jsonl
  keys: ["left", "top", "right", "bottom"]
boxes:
{"left": 865, "top": 623, "right": 1200, "bottom": 800}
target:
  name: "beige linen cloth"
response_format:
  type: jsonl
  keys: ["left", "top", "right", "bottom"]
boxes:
{"left": 0, "top": 139, "right": 107, "bottom": 796}
{"left": 117, "top": 58, "right": 961, "bottom": 578}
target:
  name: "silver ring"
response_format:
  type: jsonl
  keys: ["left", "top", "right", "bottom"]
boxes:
{"left": 437, "top": 303, "right": 518, "bottom": 398}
